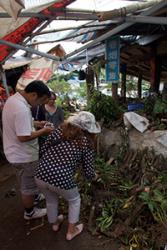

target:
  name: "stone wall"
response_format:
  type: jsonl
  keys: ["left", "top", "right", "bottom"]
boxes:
{"left": 99, "top": 127, "right": 167, "bottom": 159}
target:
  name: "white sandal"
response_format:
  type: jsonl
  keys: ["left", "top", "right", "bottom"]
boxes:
{"left": 66, "top": 224, "right": 83, "bottom": 241}
{"left": 52, "top": 214, "right": 64, "bottom": 232}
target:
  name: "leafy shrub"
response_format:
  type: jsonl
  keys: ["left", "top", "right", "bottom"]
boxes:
{"left": 153, "top": 98, "right": 167, "bottom": 116}
{"left": 87, "top": 91, "right": 124, "bottom": 125}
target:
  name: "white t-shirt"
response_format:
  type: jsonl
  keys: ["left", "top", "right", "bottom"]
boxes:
{"left": 2, "top": 92, "right": 39, "bottom": 163}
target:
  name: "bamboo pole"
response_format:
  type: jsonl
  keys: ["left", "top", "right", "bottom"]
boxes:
{"left": 99, "top": 0, "right": 163, "bottom": 20}
{"left": 32, "top": 23, "right": 113, "bottom": 37}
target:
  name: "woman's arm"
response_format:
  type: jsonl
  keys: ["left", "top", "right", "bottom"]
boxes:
{"left": 40, "top": 128, "right": 61, "bottom": 156}
{"left": 82, "top": 146, "right": 96, "bottom": 180}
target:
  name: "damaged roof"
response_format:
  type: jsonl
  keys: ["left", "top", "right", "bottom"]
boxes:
{"left": 0, "top": 0, "right": 167, "bottom": 81}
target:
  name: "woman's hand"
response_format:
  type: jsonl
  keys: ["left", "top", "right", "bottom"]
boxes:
{"left": 92, "top": 172, "right": 99, "bottom": 181}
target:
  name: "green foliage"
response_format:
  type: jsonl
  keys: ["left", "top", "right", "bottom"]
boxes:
{"left": 153, "top": 98, "right": 167, "bottom": 115}
{"left": 50, "top": 72, "right": 73, "bottom": 82}
{"left": 144, "top": 96, "right": 167, "bottom": 117}
{"left": 126, "top": 78, "right": 137, "bottom": 92}
{"left": 47, "top": 73, "right": 72, "bottom": 97}
{"left": 81, "top": 148, "right": 167, "bottom": 248}
{"left": 87, "top": 90, "right": 124, "bottom": 125}
{"left": 72, "top": 82, "right": 87, "bottom": 99}
{"left": 142, "top": 80, "right": 150, "bottom": 91}
{"left": 95, "top": 157, "right": 120, "bottom": 189}
{"left": 96, "top": 200, "right": 119, "bottom": 231}
{"left": 143, "top": 96, "right": 156, "bottom": 115}
{"left": 48, "top": 72, "right": 87, "bottom": 103}
{"left": 139, "top": 188, "right": 167, "bottom": 224}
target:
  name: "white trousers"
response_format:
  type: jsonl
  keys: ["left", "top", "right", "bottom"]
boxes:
{"left": 35, "top": 178, "right": 81, "bottom": 224}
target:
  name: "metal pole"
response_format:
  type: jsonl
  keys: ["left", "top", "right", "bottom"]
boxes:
{"left": 126, "top": 16, "right": 167, "bottom": 25}
{"left": 0, "top": 39, "right": 61, "bottom": 62}
{"left": 32, "top": 23, "right": 113, "bottom": 37}
{"left": 0, "top": 66, "right": 10, "bottom": 97}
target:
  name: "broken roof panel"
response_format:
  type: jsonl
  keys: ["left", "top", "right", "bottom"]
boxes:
{"left": 0, "top": 0, "right": 167, "bottom": 84}
{"left": 0, "top": 0, "right": 75, "bottom": 62}
{"left": 0, "top": 2, "right": 53, "bottom": 39}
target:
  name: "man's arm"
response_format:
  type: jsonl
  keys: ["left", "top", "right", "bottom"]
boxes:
{"left": 17, "top": 127, "right": 53, "bottom": 142}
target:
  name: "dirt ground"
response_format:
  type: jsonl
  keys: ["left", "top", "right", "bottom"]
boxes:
{"left": 0, "top": 161, "right": 118, "bottom": 250}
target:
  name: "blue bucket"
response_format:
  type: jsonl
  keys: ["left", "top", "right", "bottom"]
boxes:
{"left": 128, "top": 103, "right": 144, "bottom": 111}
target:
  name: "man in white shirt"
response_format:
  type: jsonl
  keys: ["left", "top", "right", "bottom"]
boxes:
{"left": 2, "top": 80, "right": 54, "bottom": 220}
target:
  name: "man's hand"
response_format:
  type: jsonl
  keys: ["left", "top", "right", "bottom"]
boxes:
{"left": 40, "top": 126, "right": 54, "bottom": 136}
{"left": 34, "top": 120, "right": 47, "bottom": 129}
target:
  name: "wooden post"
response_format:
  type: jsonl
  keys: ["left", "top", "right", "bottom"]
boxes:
{"left": 112, "top": 84, "right": 118, "bottom": 100}
{"left": 156, "top": 58, "right": 161, "bottom": 93}
{"left": 137, "top": 72, "right": 142, "bottom": 99}
{"left": 150, "top": 45, "right": 161, "bottom": 93}
{"left": 121, "top": 64, "right": 127, "bottom": 102}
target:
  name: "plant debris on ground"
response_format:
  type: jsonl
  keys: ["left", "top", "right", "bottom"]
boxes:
{"left": 77, "top": 128, "right": 167, "bottom": 250}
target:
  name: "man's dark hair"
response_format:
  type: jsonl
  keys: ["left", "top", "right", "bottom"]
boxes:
{"left": 24, "top": 80, "right": 51, "bottom": 98}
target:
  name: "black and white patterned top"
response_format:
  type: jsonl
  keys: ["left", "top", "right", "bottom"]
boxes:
{"left": 35, "top": 128, "right": 95, "bottom": 190}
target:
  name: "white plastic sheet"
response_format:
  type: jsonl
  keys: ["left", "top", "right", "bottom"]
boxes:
{"left": 123, "top": 111, "right": 149, "bottom": 133}
{"left": 16, "top": 57, "right": 58, "bottom": 90}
